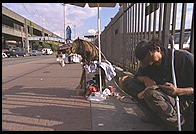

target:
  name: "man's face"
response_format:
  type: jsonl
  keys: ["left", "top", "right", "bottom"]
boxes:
{"left": 140, "top": 46, "right": 163, "bottom": 68}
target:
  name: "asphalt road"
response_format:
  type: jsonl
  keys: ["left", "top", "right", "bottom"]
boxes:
{"left": 2, "top": 56, "right": 92, "bottom": 131}
{"left": 2, "top": 55, "right": 55, "bottom": 67}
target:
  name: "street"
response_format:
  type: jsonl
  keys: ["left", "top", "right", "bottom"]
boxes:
{"left": 2, "top": 56, "right": 92, "bottom": 131}
{"left": 2, "top": 55, "right": 163, "bottom": 131}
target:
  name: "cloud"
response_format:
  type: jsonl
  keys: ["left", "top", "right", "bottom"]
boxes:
{"left": 2, "top": 3, "right": 98, "bottom": 39}
{"left": 53, "top": 31, "right": 62, "bottom": 37}
{"left": 175, "top": 3, "right": 193, "bottom": 29}
{"left": 88, "top": 29, "right": 97, "bottom": 34}
{"left": 3, "top": 3, "right": 193, "bottom": 39}
{"left": 65, "top": 5, "right": 97, "bottom": 28}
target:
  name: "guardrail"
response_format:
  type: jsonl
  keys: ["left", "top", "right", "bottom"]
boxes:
{"left": 100, "top": 3, "right": 194, "bottom": 73}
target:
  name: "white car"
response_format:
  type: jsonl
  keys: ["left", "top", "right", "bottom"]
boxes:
{"left": 42, "top": 48, "right": 53, "bottom": 55}
{"left": 2, "top": 52, "right": 8, "bottom": 58}
{"left": 168, "top": 31, "right": 191, "bottom": 50}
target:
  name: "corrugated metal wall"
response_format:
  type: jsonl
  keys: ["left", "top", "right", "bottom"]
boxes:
{"left": 100, "top": 3, "right": 194, "bottom": 74}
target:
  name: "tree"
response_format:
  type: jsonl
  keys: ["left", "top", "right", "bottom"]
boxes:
{"left": 32, "top": 40, "right": 40, "bottom": 50}
{"left": 49, "top": 41, "right": 59, "bottom": 52}
{"left": 42, "top": 41, "right": 51, "bottom": 49}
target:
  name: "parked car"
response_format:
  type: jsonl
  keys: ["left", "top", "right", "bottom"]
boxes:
{"left": 168, "top": 31, "right": 191, "bottom": 51}
{"left": 2, "top": 49, "right": 8, "bottom": 53}
{"left": 42, "top": 48, "right": 53, "bottom": 55}
{"left": 30, "top": 50, "right": 42, "bottom": 56}
{"left": 16, "top": 50, "right": 26, "bottom": 57}
{"left": 2, "top": 52, "right": 8, "bottom": 58}
{"left": 5, "top": 50, "right": 18, "bottom": 58}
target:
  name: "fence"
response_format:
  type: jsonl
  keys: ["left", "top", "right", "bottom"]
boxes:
{"left": 100, "top": 3, "right": 194, "bottom": 74}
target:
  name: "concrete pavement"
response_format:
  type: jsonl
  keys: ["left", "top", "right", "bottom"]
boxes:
{"left": 2, "top": 57, "right": 163, "bottom": 131}
{"left": 89, "top": 73, "right": 163, "bottom": 131}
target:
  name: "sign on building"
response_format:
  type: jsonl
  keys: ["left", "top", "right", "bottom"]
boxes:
{"left": 66, "top": 26, "right": 71, "bottom": 40}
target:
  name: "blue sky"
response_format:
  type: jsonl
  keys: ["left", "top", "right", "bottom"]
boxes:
{"left": 2, "top": 3, "right": 193, "bottom": 41}
{"left": 2, "top": 3, "right": 120, "bottom": 40}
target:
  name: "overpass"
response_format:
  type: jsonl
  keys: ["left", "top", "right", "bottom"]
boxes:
{"left": 28, "top": 36, "right": 65, "bottom": 42}
{"left": 2, "top": 5, "right": 63, "bottom": 53}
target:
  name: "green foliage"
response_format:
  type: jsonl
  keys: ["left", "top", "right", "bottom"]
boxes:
{"left": 50, "top": 41, "right": 60, "bottom": 52}
{"left": 29, "top": 40, "right": 60, "bottom": 52}
{"left": 30, "top": 40, "right": 40, "bottom": 50}
{"left": 42, "top": 42, "right": 51, "bottom": 49}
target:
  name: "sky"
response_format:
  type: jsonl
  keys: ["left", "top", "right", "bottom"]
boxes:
{"left": 2, "top": 3, "right": 193, "bottom": 41}
{"left": 2, "top": 3, "right": 120, "bottom": 40}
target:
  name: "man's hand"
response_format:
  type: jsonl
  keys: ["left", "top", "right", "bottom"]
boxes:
{"left": 159, "top": 82, "right": 194, "bottom": 96}
{"left": 159, "top": 82, "right": 177, "bottom": 96}
{"left": 137, "top": 76, "right": 156, "bottom": 87}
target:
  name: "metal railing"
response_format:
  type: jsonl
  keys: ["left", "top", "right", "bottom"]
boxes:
{"left": 100, "top": 3, "right": 194, "bottom": 73}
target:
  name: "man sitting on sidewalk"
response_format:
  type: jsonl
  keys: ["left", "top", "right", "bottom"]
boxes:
{"left": 119, "top": 37, "right": 194, "bottom": 131}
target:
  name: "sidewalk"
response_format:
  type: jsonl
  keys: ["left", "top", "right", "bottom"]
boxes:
{"left": 86, "top": 66, "right": 163, "bottom": 131}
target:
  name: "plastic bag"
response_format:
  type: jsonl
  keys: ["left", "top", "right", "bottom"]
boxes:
{"left": 87, "top": 92, "right": 106, "bottom": 101}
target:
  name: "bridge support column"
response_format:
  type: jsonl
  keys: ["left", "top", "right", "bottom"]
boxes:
{"left": 24, "top": 19, "right": 30, "bottom": 53}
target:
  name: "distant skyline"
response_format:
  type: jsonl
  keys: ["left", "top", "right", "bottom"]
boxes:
{"left": 2, "top": 3, "right": 120, "bottom": 40}
{"left": 2, "top": 3, "right": 193, "bottom": 41}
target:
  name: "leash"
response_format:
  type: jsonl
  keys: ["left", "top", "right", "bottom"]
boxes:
{"left": 112, "top": 79, "right": 138, "bottom": 104}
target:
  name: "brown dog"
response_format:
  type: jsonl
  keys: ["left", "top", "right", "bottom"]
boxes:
{"left": 118, "top": 75, "right": 158, "bottom": 99}
{"left": 70, "top": 38, "right": 107, "bottom": 96}
{"left": 118, "top": 75, "right": 129, "bottom": 90}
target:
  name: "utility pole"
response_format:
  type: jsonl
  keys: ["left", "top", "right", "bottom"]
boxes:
{"left": 62, "top": 3, "right": 66, "bottom": 44}
{"left": 74, "top": 25, "right": 76, "bottom": 40}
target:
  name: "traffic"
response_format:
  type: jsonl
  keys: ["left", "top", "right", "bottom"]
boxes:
{"left": 2, "top": 47, "right": 54, "bottom": 59}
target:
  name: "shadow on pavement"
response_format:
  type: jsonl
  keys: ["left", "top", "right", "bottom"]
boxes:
{"left": 2, "top": 85, "right": 91, "bottom": 131}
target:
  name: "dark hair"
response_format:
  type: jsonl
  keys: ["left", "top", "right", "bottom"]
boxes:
{"left": 135, "top": 39, "right": 150, "bottom": 60}
{"left": 148, "top": 37, "right": 164, "bottom": 51}
{"left": 135, "top": 37, "right": 164, "bottom": 60}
